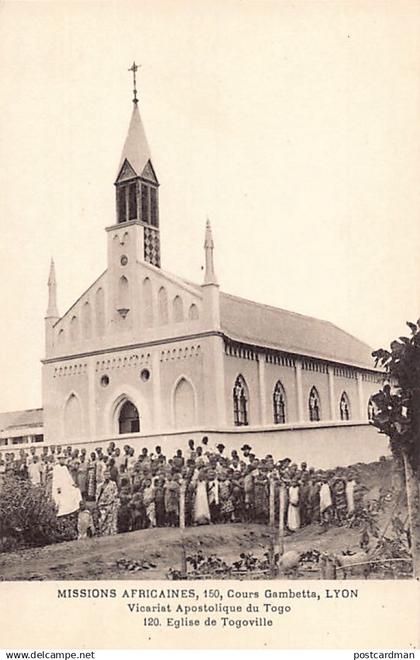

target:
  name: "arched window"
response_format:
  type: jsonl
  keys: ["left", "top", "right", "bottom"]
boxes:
{"left": 308, "top": 386, "right": 321, "bottom": 422}
{"left": 158, "top": 287, "right": 168, "bottom": 324}
{"left": 70, "top": 315, "right": 79, "bottom": 342}
{"left": 368, "top": 397, "right": 375, "bottom": 421}
{"left": 64, "top": 394, "right": 82, "bottom": 439}
{"left": 142, "top": 277, "right": 153, "bottom": 327}
{"left": 118, "top": 276, "right": 130, "bottom": 311}
{"left": 95, "top": 287, "right": 105, "bottom": 336}
{"left": 233, "top": 375, "right": 249, "bottom": 426}
{"left": 58, "top": 328, "right": 65, "bottom": 345}
{"left": 118, "top": 400, "right": 140, "bottom": 434}
{"left": 188, "top": 303, "right": 199, "bottom": 321}
{"left": 173, "top": 295, "right": 184, "bottom": 322}
{"left": 82, "top": 301, "right": 92, "bottom": 339}
{"left": 339, "top": 391, "right": 351, "bottom": 421}
{"left": 273, "top": 380, "right": 286, "bottom": 424}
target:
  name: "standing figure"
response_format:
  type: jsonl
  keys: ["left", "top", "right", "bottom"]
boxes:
{"left": 77, "top": 500, "right": 95, "bottom": 539}
{"left": 243, "top": 466, "right": 255, "bottom": 522}
{"left": 143, "top": 478, "right": 156, "bottom": 528}
{"left": 254, "top": 471, "right": 269, "bottom": 524}
{"left": 164, "top": 475, "right": 180, "bottom": 527}
{"left": 51, "top": 454, "right": 82, "bottom": 517}
{"left": 86, "top": 453, "right": 97, "bottom": 502}
{"left": 77, "top": 454, "right": 89, "bottom": 498}
{"left": 299, "top": 473, "right": 311, "bottom": 526}
{"left": 345, "top": 472, "right": 356, "bottom": 516}
{"left": 193, "top": 471, "right": 211, "bottom": 525}
{"left": 218, "top": 473, "right": 234, "bottom": 523}
{"left": 207, "top": 470, "right": 220, "bottom": 523}
{"left": 154, "top": 477, "right": 166, "bottom": 527}
{"left": 287, "top": 481, "right": 300, "bottom": 531}
{"left": 331, "top": 476, "right": 348, "bottom": 525}
{"left": 319, "top": 477, "right": 333, "bottom": 526}
{"left": 97, "top": 470, "right": 119, "bottom": 536}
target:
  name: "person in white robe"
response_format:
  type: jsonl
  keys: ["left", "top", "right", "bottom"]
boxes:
{"left": 287, "top": 483, "right": 300, "bottom": 531}
{"left": 345, "top": 474, "right": 356, "bottom": 515}
{"left": 52, "top": 455, "right": 81, "bottom": 517}
{"left": 28, "top": 456, "right": 42, "bottom": 486}
{"left": 193, "top": 471, "right": 211, "bottom": 525}
{"left": 319, "top": 478, "right": 333, "bottom": 525}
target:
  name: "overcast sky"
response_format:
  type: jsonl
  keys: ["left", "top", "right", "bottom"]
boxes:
{"left": 0, "top": 0, "right": 419, "bottom": 413}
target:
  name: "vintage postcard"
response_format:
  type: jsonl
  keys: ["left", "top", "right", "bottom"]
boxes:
{"left": 0, "top": 0, "right": 419, "bottom": 651}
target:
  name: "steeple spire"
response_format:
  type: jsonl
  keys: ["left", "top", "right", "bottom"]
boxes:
{"left": 116, "top": 103, "right": 152, "bottom": 181}
{"left": 46, "top": 258, "right": 59, "bottom": 319}
{"left": 112, "top": 67, "right": 161, "bottom": 267}
{"left": 203, "top": 218, "right": 218, "bottom": 285}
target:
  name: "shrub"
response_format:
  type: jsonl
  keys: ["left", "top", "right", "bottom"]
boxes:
{"left": 0, "top": 474, "right": 59, "bottom": 550}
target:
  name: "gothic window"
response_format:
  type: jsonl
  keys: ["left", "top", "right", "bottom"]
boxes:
{"left": 368, "top": 397, "right": 375, "bottom": 421}
{"left": 308, "top": 386, "right": 321, "bottom": 422}
{"left": 233, "top": 375, "right": 249, "bottom": 426}
{"left": 188, "top": 303, "right": 199, "bottom": 321}
{"left": 70, "top": 315, "right": 79, "bottom": 342}
{"left": 118, "top": 276, "right": 129, "bottom": 311}
{"left": 173, "top": 295, "right": 184, "bottom": 322}
{"left": 58, "top": 328, "right": 65, "bottom": 345}
{"left": 142, "top": 277, "right": 153, "bottom": 327}
{"left": 273, "top": 380, "right": 286, "bottom": 424}
{"left": 158, "top": 286, "right": 168, "bottom": 324}
{"left": 150, "top": 188, "right": 158, "bottom": 227}
{"left": 117, "top": 186, "right": 127, "bottom": 224}
{"left": 141, "top": 184, "right": 149, "bottom": 224}
{"left": 82, "top": 301, "right": 92, "bottom": 339}
{"left": 128, "top": 182, "right": 137, "bottom": 221}
{"left": 339, "top": 391, "right": 351, "bottom": 421}
{"left": 118, "top": 400, "right": 140, "bottom": 434}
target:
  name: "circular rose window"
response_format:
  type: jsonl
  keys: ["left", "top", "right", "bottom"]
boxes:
{"left": 100, "top": 375, "right": 110, "bottom": 387}
{"left": 120, "top": 255, "right": 128, "bottom": 266}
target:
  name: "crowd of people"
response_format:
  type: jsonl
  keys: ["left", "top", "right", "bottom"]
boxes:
{"left": 0, "top": 437, "right": 369, "bottom": 541}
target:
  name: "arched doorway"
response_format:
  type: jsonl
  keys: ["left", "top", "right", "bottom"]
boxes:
{"left": 118, "top": 400, "right": 140, "bottom": 434}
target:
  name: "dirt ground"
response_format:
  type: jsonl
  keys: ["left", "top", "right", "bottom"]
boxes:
{"left": 0, "top": 521, "right": 368, "bottom": 581}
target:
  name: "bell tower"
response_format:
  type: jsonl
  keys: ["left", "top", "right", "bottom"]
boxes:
{"left": 111, "top": 62, "right": 160, "bottom": 268}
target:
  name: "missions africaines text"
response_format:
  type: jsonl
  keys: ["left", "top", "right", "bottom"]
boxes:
{"left": 57, "top": 588, "right": 319, "bottom": 599}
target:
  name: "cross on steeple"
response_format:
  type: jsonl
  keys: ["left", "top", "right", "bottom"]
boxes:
{"left": 128, "top": 61, "right": 140, "bottom": 104}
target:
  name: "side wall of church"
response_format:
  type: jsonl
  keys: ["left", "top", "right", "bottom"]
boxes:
{"left": 222, "top": 350, "right": 382, "bottom": 428}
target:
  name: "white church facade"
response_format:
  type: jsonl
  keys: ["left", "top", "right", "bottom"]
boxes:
{"left": 0, "top": 90, "right": 388, "bottom": 468}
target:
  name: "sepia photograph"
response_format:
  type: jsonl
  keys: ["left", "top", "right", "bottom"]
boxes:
{"left": 0, "top": 0, "right": 419, "bottom": 604}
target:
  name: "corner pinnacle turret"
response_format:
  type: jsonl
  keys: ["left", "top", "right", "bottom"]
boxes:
{"left": 203, "top": 219, "right": 218, "bottom": 285}
{"left": 46, "top": 258, "right": 59, "bottom": 319}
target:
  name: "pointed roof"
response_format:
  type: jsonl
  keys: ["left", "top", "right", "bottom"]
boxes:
{"left": 116, "top": 104, "right": 152, "bottom": 181}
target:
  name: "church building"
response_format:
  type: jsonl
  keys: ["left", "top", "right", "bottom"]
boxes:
{"left": 0, "top": 77, "right": 388, "bottom": 468}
